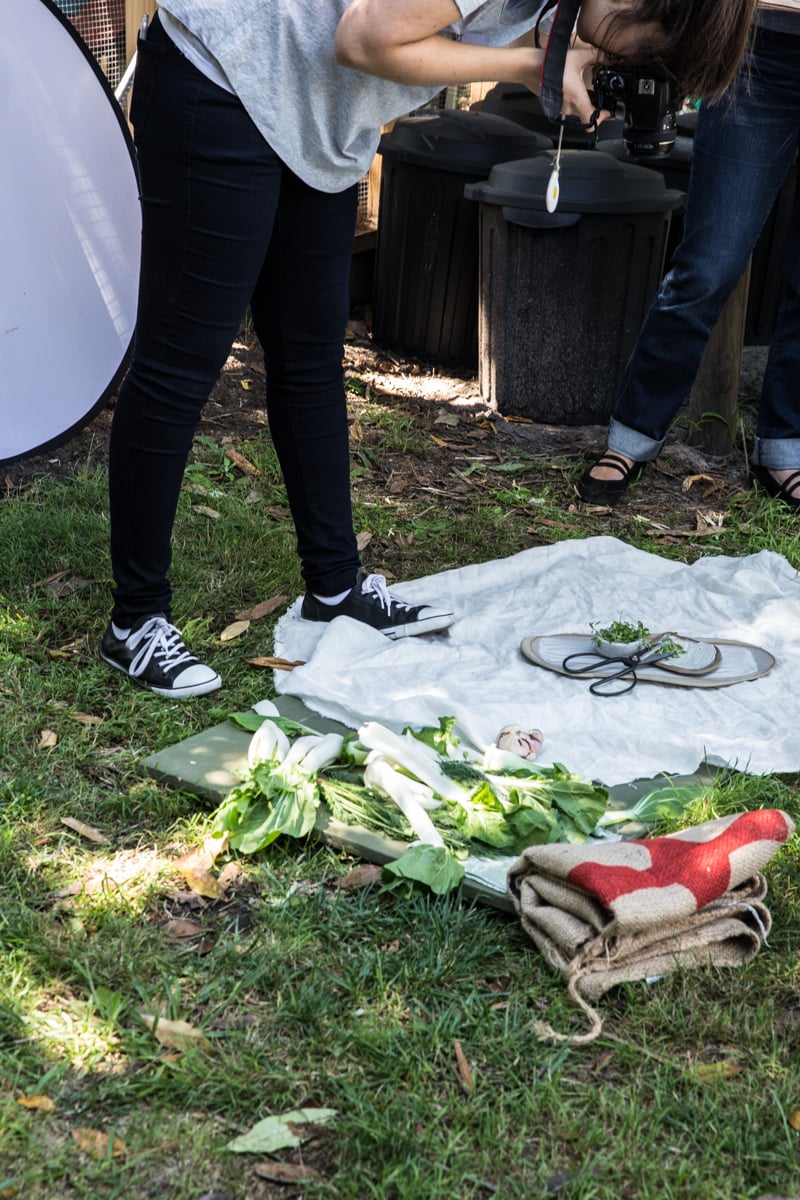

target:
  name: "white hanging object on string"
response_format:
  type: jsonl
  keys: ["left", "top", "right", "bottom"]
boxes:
{"left": 545, "top": 121, "right": 565, "bottom": 214}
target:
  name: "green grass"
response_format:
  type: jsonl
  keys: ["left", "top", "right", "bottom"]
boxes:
{"left": 1, "top": 394, "right": 798, "bottom": 1199}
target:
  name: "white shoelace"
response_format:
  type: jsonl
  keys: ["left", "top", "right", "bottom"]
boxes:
{"left": 126, "top": 616, "right": 195, "bottom": 678}
{"left": 360, "top": 573, "right": 417, "bottom": 614}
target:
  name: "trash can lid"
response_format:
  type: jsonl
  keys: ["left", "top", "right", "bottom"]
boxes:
{"left": 464, "top": 149, "right": 684, "bottom": 222}
{"left": 378, "top": 109, "right": 553, "bottom": 174}
{"left": 598, "top": 136, "right": 693, "bottom": 185}
{"left": 480, "top": 82, "right": 625, "bottom": 148}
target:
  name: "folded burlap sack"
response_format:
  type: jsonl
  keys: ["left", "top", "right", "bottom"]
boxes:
{"left": 507, "top": 809, "right": 795, "bottom": 1043}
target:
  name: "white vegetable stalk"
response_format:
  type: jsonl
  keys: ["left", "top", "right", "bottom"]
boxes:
{"left": 248, "top": 719, "right": 291, "bottom": 769}
{"left": 364, "top": 751, "right": 441, "bottom": 809}
{"left": 358, "top": 721, "right": 468, "bottom": 804}
{"left": 251, "top": 699, "right": 280, "bottom": 717}
{"left": 293, "top": 729, "right": 345, "bottom": 777}
{"left": 482, "top": 743, "right": 539, "bottom": 774}
{"left": 364, "top": 756, "right": 445, "bottom": 847}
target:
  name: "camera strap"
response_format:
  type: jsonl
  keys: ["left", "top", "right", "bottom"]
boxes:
{"left": 538, "top": 0, "right": 581, "bottom": 121}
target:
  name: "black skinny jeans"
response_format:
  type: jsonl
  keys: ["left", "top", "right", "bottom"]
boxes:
{"left": 109, "top": 16, "right": 360, "bottom": 625}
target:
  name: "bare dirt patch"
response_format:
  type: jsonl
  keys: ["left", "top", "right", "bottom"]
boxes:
{"left": 3, "top": 319, "right": 768, "bottom": 533}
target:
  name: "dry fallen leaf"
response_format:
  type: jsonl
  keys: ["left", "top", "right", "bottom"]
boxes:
{"left": 788, "top": 1107, "right": 800, "bottom": 1131}
{"left": 682, "top": 472, "right": 716, "bottom": 492}
{"left": 217, "top": 861, "right": 244, "bottom": 890}
{"left": 226, "top": 1109, "right": 336, "bottom": 1154}
{"left": 236, "top": 594, "right": 287, "bottom": 621}
{"left": 245, "top": 656, "right": 305, "bottom": 671}
{"left": 690, "top": 1061, "right": 743, "bottom": 1083}
{"left": 36, "top": 570, "right": 98, "bottom": 597}
{"left": 48, "top": 638, "right": 89, "bottom": 659}
{"left": 38, "top": 729, "right": 58, "bottom": 750}
{"left": 72, "top": 1128, "right": 127, "bottom": 1159}
{"left": 453, "top": 1039, "right": 475, "bottom": 1095}
{"left": 69, "top": 712, "right": 103, "bottom": 727}
{"left": 174, "top": 834, "right": 229, "bottom": 898}
{"left": 593, "top": 1051, "right": 616, "bottom": 1073}
{"left": 192, "top": 505, "right": 221, "bottom": 519}
{"left": 16, "top": 1095, "right": 55, "bottom": 1112}
{"left": 226, "top": 447, "right": 259, "bottom": 475}
{"left": 163, "top": 918, "right": 205, "bottom": 943}
{"left": 355, "top": 530, "right": 373, "bottom": 552}
{"left": 335, "top": 864, "right": 383, "bottom": 890}
{"left": 178, "top": 869, "right": 226, "bottom": 900}
{"left": 253, "top": 1162, "right": 320, "bottom": 1183}
{"left": 220, "top": 619, "right": 250, "bottom": 643}
{"left": 60, "top": 817, "right": 109, "bottom": 845}
{"left": 140, "top": 1013, "right": 211, "bottom": 1052}
{"left": 174, "top": 833, "right": 228, "bottom": 875}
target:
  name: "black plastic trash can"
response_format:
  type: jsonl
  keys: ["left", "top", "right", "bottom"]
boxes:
{"left": 465, "top": 151, "right": 683, "bottom": 424}
{"left": 372, "top": 110, "right": 552, "bottom": 369}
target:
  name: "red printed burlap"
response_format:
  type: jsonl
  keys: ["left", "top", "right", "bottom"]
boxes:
{"left": 507, "top": 810, "right": 795, "bottom": 1042}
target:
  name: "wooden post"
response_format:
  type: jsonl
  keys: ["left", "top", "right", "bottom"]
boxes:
{"left": 687, "top": 261, "right": 752, "bottom": 456}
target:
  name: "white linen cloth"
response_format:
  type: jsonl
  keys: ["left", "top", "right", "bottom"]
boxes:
{"left": 273, "top": 536, "right": 800, "bottom": 786}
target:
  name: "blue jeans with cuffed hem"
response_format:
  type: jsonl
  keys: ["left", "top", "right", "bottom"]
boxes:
{"left": 109, "top": 16, "right": 360, "bottom": 626}
{"left": 608, "top": 25, "right": 800, "bottom": 472}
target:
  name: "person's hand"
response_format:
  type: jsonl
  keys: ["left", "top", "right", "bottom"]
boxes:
{"left": 559, "top": 46, "right": 612, "bottom": 125}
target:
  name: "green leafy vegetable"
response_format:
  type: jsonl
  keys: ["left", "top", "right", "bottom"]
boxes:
{"left": 228, "top": 709, "right": 322, "bottom": 737}
{"left": 597, "top": 784, "right": 704, "bottom": 828}
{"left": 319, "top": 775, "right": 414, "bottom": 842}
{"left": 404, "top": 715, "right": 462, "bottom": 757}
{"left": 590, "top": 617, "right": 650, "bottom": 645}
{"left": 439, "top": 758, "right": 490, "bottom": 787}
{"left": 382, "top": 844, "right": 465, "bottom": 895}
{"left": 213, "top": 731, "right": 343, "bottom": 853}
{"left": 211, "top": 714, "right": 613, "bottom": 894}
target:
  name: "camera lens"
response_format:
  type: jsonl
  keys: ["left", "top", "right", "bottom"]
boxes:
{"left": 625, "top": 110, "right": 678, "bottom": 157}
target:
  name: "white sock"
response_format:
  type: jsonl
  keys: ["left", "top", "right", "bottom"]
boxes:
{"left": 112, "top": 622, "right": 131, "bottom": 640}
{"left": 313, "top": 587, "right": 352, "bottom": 606}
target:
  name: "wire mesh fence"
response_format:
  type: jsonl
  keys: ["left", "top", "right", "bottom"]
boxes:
{"left": 54, "top": 0, "right": 127, "bottom": 90}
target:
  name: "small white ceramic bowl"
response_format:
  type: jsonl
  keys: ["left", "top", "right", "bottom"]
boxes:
{"left": 593, "top": 637, "right": 648, "bottom": 658}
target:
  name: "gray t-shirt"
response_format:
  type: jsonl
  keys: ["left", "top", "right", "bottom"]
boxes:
{"left": 158, "top": 0, "right": 546, "bottom": 192}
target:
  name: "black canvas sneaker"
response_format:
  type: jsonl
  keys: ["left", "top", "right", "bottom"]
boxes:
{"left": 300, "top": 571, "right": 455, "bottom": 639}
{"left": 100, "top": 614, "right": 222, "bottom": 698}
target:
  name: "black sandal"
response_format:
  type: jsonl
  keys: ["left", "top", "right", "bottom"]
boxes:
{"left": 750, "top": 464, "right": 800, "bottom": 510}
{"left": 577, "top": 451, "right": 646, "bottom": 506}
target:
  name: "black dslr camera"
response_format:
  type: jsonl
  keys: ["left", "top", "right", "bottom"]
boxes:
{"left": 591, "top": 66, "right": 680, "bottom": 157}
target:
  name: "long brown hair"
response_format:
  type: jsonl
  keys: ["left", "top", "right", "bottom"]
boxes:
{"left": 607, "top": 0, "right": 758, "bottom": 98}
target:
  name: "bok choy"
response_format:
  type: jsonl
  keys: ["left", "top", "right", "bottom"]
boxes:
{"left": 596, "top": 784, "right": 703, "bottom": 828}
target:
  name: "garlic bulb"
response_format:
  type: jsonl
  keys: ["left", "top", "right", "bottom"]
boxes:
{"left": 495, "top": 725, "right": 544, "bottom": 760}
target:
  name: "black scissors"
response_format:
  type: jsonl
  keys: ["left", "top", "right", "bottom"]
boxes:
{"left": 561, "top": 640, "right": 678, "bottom": 697}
